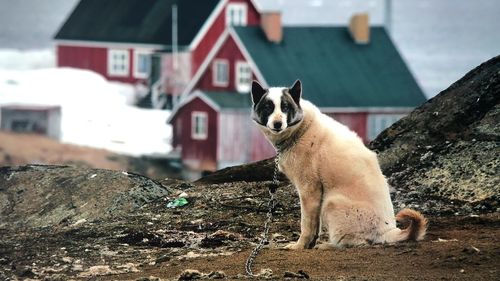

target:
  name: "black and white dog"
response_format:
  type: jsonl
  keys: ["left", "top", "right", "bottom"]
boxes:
{"left": 251, "top": 80, "right": 427, "bottom": 249}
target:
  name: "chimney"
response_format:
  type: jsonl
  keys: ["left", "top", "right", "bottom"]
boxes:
{"left": 349, "top": 13, "right": 370, "bottom": 44}
{"left": 261, "top": 12, "right": 282, "bottom": 43}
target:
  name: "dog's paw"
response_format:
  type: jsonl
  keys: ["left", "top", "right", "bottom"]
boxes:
{"left": 282, "top": 242, "right": 305, "bottom": 250}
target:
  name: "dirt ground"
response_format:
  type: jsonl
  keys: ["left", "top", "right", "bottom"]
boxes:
{"left": 0, "top": 166, "right": 498, "bottom": 281}
{"left": 122, "top": 215, "right": 500, "bottom": 281}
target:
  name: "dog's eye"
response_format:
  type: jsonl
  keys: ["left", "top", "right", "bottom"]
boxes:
{"left": 281, "top": 102, "right": 289, "bottom": 112}
{"left": 260, "top": 102, "right": 274, "bottom": 114}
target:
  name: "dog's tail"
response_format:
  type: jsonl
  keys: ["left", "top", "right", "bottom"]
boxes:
{"left": 382, "top": 209, "right": 428, "bottom": 243}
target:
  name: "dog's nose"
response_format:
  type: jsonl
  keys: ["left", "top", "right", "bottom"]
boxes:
{"left": 273, "top": 121, "right": 283, "bottom": 130}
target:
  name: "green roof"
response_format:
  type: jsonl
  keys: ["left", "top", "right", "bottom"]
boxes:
{"left": 203, "top": 91, "right": 252, "bottom": 110}
{"left": 234, "top": 26, "right": 426, "bottom": 108}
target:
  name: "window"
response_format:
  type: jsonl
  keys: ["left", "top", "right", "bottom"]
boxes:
{"left": 133, "top": 50, "right": 151, "bottom": 78}
{"left": 367, "top": 114, "right": 405, "bottom": 141}
{"left": 226, "top": 3, "right": 247, "bottom": 26}
{"left": 108, "top": 49, "right": 129, "bottom": 77}
{"left": 11, "top": 120, "right": 30, "bottom": 133}
{"left": 212, "top": 59, "right": 229, "bottom": 86}
{"left": 235, "top": 61, "right": 252, "bottom": 93}
{"left": 192, "top": 111, "right": 208, "bottom": 140}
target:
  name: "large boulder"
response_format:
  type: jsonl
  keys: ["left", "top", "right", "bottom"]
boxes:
{"left": 0, "top": 165, "right": 172, "bottom": 228}
{"left": 370, "top": 55, "right": 499, "bottom": 215}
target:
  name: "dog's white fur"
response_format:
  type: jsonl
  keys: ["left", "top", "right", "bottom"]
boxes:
{"left": 256, "top": 88, "right": 427, "bottom": 249}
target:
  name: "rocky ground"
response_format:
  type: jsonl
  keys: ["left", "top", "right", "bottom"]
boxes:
{"left": 0, "top": 57, "right": 499, "bottom": 280}
{"left": 370, "top": 55, "right": 499, "bottom": 216}
{"left": 0, "top": 165, "right": 498, "bottom": 281}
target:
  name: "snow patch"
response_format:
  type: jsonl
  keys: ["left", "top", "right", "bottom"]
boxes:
{"left": 0, "top": 67, "right": 172, "bottom": 157}
{"left": 0, "top": 49, "right": 55, "bottom": 70}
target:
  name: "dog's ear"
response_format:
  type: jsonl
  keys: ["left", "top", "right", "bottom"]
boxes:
{"left": 289, "top": 79, "right": 302, "bottom": 105}
{"left": 251, "top": 80, "right": 266, "bottom": 104}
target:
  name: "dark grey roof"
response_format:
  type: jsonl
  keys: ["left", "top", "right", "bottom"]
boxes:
{"left": 54, "top": 0, "right": 220, "bottom": 46}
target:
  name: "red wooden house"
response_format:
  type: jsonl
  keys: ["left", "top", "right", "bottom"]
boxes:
{"left": 168, "top": 13, "right": 427, "bottom": 175}
{"left": 54, "top": 0, "right": 263, "bottom": 107}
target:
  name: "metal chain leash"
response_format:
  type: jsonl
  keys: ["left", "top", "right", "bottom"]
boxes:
{"left": 245, "top": 152, "right": 280, "bottom": 276}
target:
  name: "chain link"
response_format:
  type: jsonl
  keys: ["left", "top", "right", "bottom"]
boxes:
{"left": 272, "top": 153, "right": 280, "bottom": 186}
{"left": 245, "top": 152, "right": 280, "bottom": 276}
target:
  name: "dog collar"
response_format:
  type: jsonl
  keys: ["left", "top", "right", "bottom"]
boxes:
{"left": 274, "top": 118, "right": 311, "bottom": 153}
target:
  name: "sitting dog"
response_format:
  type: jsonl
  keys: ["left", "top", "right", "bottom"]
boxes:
{"left": 251, "top": 80, "right": 427, "bottom": 249}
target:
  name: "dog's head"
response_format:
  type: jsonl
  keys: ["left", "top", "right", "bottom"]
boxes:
{"left": 250, "top": 80, "right": 303, "bottom": 134}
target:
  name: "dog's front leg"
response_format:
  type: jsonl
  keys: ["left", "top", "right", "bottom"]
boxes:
{"left": 285, "top": 185, "right": 322, "bottom": 250}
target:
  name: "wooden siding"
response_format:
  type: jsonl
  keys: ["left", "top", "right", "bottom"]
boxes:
{"left": 196, "top": 36, "right": 255, "bottom": 91}
{"left": 217, "top": 110, "right": 253, "bottom": 168}
{"left": 191, "top": 0, "right": 260, "bottom": 76}
{"left": 328, "top": 112, "right": 368, "bottom": 142}
{"left": 250, "top": 125, "right": 276, "bottom": 162}
{"left": 219, "top": 110, "right": 276, "bottom": 166}
{"left": 57, "top": 45, "right": 150, "bottom": 84}
{"left": 171, "top": 97, "right": 218, "bottom": 172}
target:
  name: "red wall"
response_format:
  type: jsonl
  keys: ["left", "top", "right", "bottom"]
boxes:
{"left": 171, "top": 98, "right": 218, "bottom": 172}
{"left": 196, "top": 36, "right": 255, "bottom": 92}
{"left": 327, "top": 112, "right": 368, "bottom": 142}
{"left": 191, "top": 0, "right": 261, "bottom": 75}
{"left": 250, "top": 125, "right": 276, "bottom": 162}
{"left": 57, "top": 45, "right": 146, "bottom": 84}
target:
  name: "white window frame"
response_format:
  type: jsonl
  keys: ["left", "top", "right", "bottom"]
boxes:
{"left": 107, "top": 49, "right": 129, "bottom": 77}
{"left": 212, "top": 59, "right": 229, "bottom": 87}
{"left": 133, "top": 49, "right": 152, "bottom": 79}
{"left": 235, "top": 60, "right": 252, "bottom": 93}
{"left": 191, "top": 111, "right": 208, "bottom": 140}
{"left": 225, "top": 3, "right": 247, "bottom": 26}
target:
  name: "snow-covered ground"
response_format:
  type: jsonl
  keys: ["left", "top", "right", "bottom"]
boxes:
{"left": 0, "top": 62, "right": 172, "bottom": 157}
{"left": 0, "top": 49, "right": 56, "bottom": 70}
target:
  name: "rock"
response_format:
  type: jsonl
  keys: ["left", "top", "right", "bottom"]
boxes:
{"left": 43, "top": 273, "right": 68, "bottom": 281}
{"left": 462, "top": 245, "right": 481, "bottom": 254}
{"left": 136, "top": 276, "right": 161, "bottom": 281}
{"left": 0, "top": 165, "right": 173, "bottom": 228}
{"left": 16, "top": 266, "right": 36, "bottom": 278}
{"left": 256, "top": 268, "right": 273, "bottom": 279}
{"left": 195, "top": 158, "right": 287, "bottom": 184}
{"left": 155, "top": 254, "right": 170, "bottom": 264}
{"left": 176, "top": 269, "right": 226, "bottom": 280}
{"left": 70, "top": 218, "right": 87, "bottom": 227}
{"left": 371, "top": 55, "right": 500, "bottom": 214}
{"left": 78, "top": 265, "right": 113, "bottom": 277}
{"left": 207, "top": 271, "right": 226, "bottom": 279}
{"left": 178, "top": 269, "right": 203, "bottom": 280}
{"left": 284, "top": 270, "right": 310, "bottom": 279}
